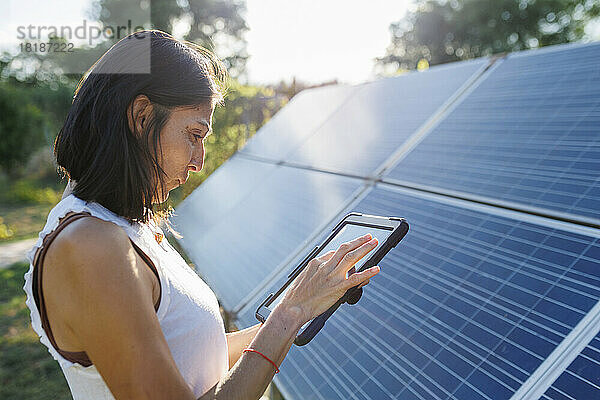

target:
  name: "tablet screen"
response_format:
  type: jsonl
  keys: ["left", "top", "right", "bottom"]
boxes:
{"left": 266, "top": 222, "right": 394, "bottom": 313}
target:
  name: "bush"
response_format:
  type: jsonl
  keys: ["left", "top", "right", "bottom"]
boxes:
{"left": 0, "top": 217, "right": 15, "bottom": 240}
{"left": 25, "top": 147, "right": 59, "bottom": 182}
{"left": 1, "top": 180, "right": 61, "bottom": 205}
{"left": 0, "top": 84, "right": 48, "bottom": 175}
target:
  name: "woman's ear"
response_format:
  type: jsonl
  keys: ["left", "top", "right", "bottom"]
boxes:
{"left": 127, "top": 94, "right": 153, "bottom": 137}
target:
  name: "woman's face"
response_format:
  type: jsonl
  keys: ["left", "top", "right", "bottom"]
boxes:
{"left": 155, "top": 102, "right": 214, "bottom": 203}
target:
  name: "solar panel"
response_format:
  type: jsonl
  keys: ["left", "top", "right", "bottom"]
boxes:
{"left": 239, "top": 84, "right": 357, "bottom": 160}
{"left": 173, "top": 163, "right": 364, "bottom": 311}
{"left": 541, "top": 330, "right": 600, "bottom": 399}
{"left": 174, "top": 41, "right": 600, "bottom": 399}
{"left": 280, "top": 59, "right": 487, "bottom": 176}
{"left": 247, "top": 184, "right": 600, "bottom": 400}
{"left": 174, "top": 155, "right": 275, "bottom": 235}
{"left": 384, "top": 42, "right": 600, "bottom": 223}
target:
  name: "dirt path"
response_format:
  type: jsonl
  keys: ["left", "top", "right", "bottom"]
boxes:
{"left": 0, "top": 238, "right": 37, "bottom": 268}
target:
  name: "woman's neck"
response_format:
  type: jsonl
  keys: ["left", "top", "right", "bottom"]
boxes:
{"left": 62, "top": 180, "right": 75, "bottom": 200}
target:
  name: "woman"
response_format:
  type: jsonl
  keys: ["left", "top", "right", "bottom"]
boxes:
{"left": 23, "top": 30, "right": 381, "bottom": 399}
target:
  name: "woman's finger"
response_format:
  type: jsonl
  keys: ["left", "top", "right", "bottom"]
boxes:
{"left": 324, "top": 233, "right": 373, "bottom": 271}
{"left": 315, "top": 250, "right": 335, "bottom": 264}
{"left": 345, "top": 266, "right": 380, "bottom": 289}
{"left": 357, "top": 279, "right": 370, "bottom": 288}
{"left": 335, "top": 237, "right": 378, "bottom": 274}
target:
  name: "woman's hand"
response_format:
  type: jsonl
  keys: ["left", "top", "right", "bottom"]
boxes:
{"left": 277, "top": 233, "right": 381, "bottom": 325}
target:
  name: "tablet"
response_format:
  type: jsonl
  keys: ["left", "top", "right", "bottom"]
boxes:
{"left": 256, "top": 212, "right": 409, "bottom": 345}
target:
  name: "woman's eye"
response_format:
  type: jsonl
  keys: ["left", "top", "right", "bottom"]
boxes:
{"left": 190, "top": 130, "right": 207, "bottom": 142}
{"left": 187, "top": 128, "right": 208, "bottom": 143}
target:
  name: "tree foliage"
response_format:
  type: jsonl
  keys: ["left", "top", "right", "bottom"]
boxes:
{"left": 94, "top": 0, "right": 249, "bottom": 77}
{"left": 0, "top": 84, "right": 47, "bottom": 175}
{"left": 2, "top": 0, "right": 285, "bottom": 208}
{"left": 0, "top": 56, "right": 76, "bottom": 176}
{"left": 377, "top": 0, "right": 600, "bottom": 71}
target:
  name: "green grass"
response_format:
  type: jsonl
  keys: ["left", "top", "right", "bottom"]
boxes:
{"left": 0, "top": 260, "right": 282, "bottom": 399}
{"left": 0, "top": 173, "right": 65, "bottom": 243}
{"left": 0, "top": 262, "right": 71, "bottom": 399}
{"left": 0, "top": 203, "right": 54, "bottom": 243}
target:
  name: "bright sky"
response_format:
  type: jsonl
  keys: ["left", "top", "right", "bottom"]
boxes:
{"left": 244, "top": 0, "right": 410, "bottom": 85}
{"left": 2, "top": 0, "right": 599, "bottom": 84}
{"left": 0, "top": 0, "right": 92, "bottom": 48}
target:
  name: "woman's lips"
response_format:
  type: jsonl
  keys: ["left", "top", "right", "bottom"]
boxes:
{"left": 176, "top": 170, "right": 191, "bottom": 187}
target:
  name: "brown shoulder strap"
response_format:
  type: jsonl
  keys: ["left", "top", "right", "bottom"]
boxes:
{"left": 32, "top": 212, "right": 94, "bottom": 366}
{"left": 32, "top": 211, "right": 161, "bottom": 367}
{"left": 130, "top": 240, "right": 162, "bottom": 311}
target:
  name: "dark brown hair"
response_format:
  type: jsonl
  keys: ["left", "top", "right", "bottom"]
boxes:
{"left": 55, "top": 30, "right": 227, "bottom": 224}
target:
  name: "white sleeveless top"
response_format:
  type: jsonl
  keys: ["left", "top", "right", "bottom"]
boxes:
{"left": 22, "top": 194, "right": 229, "bottom": 399}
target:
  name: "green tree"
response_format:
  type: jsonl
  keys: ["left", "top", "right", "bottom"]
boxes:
{"left": 94, "top": 0, "right": 249, "bottom": 77}
{"left": 0, "top": 84, "right": 47, "bottom": 175}
{"left": 0, "top": 49, "right": 75, "bottom": 176}
{"left": 377, "top": 0, "right": 600, "bottom": 71}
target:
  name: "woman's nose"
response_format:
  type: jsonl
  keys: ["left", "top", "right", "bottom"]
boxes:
{"left": 189, "top": 147, "right": 205, "bottom": 172}
{"left": 188, "top": 159, "right": 203, "bottom": 172}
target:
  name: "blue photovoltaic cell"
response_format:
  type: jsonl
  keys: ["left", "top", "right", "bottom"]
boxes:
{"left": 282, "top": 60, "right": 486, "bottom": 176}
{"left": 173, "top": 164, "right": 362, "bottom": 311}
{"left": 385, "top": 42, "right": 600, "bottom": 222}
{"left": 248, "top": 185, "right": 600, "bottom": 400}
{"left": 541, "top": 330, "right": 600, "bottom": 399}
{"left": 239, "top": 84, "right": 357, "bottom": 160}
{"left": 174, "top": 155, "right": 275, "bottom": 235}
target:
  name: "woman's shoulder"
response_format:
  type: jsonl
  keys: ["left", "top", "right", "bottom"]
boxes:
{"left": 43, "top": 213, "right": 144, "bottom": 296}
{"left": 42, "top": 191, "right": 142, "bottom": 249}
{"left": 51, "top": 214, "right": 131, "bottom": 258}
{"left": 43, "top": 212, "right": 155, "bottom": 326}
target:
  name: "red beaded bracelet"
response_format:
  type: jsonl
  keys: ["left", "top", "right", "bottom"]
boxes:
{"left": 242, "top": 348, "right": 280, "bottom": 374}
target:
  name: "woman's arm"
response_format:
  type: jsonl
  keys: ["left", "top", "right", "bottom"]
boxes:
{"left": 199, "top": 233, "right": 381, "bottom": 399}
{"left": 46, "top": 218, "right": 379, "bottom": 400}
{"left": 226, "top": 324, "right": 261, "bottom": 368}
{"left": 205, "top": 305, "right": 302, "bottom": 399}
{"left": 45, "top": 218, "right": 196, "bottom": 399}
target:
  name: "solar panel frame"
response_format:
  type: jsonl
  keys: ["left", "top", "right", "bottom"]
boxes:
{"left": 508, "top": 286, "right": 600, "bottom": 399}
{"left": 239, "top": 84, "right": 358, "bottom": 161}
{"left": 541, "top": 330, "right": 600, "bottom": 399}
{"left": 382, "top": 41, "right": 600, "bottom": 225}
{"left": 241, "top": 183, "right": 600, "bottom": 400}
{"left": 277, "top": 59, "right": 488, "bottom": 177}
{"left": 173, "top": 155, "right": 276, "bottom": 237}
{"left": 174, "top": 41, "right": 600, "bottom": 400}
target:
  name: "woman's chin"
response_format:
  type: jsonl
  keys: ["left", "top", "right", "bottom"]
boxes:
{"left": 151, "top": 190, "right": 171, "bottom": 205}
{"left": 151, "top": 180, "right": 182, "bottom": 204}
